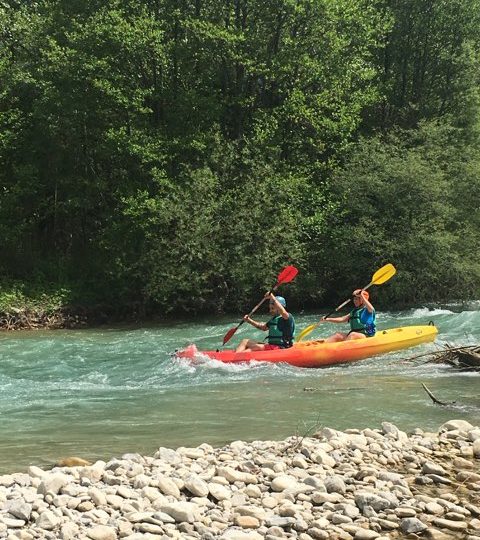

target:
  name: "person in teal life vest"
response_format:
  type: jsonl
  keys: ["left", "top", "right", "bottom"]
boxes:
{"left": 320, "top": 289, "right": 376, "bottom": 342}
{"left": 235, "top": 293, "right": 295, "bottom": 352}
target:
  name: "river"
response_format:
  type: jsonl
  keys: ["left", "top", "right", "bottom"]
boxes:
{"left": 0, "top": 304, "right": 478, "bottom": 474}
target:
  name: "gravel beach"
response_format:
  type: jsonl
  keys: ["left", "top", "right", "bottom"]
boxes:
{"left": 1, "top": 419, "right": 480, "bottom": 540}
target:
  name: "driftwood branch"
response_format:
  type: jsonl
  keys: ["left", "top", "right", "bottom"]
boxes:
{"left": 406, "top": 344, "right": 480, "bottom": 370}
{"left": 421, "top": 383, "right": 456, "bottom": 406}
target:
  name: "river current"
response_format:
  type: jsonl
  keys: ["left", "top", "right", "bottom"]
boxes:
{"left": 0, "top": 304, "right": 478, "bottom": 473}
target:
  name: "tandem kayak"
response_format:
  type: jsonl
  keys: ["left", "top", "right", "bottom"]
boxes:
{"left": 176, "top": 325, "right": 438, "bottom": 368}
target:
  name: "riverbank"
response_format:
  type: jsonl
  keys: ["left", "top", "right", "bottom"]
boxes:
{"left": 1, "top": 420, "right": 479, "bottom": 540}
{"left": 0, "top": 304, "right": 148, "bottom": 331}
{"left": 0, "top": 307, "right": 87, "bottom": 330}
{"left": 0, "top": 282, "right": 151, "bottom": 330}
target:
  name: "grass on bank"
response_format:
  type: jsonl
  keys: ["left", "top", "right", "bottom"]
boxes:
{"left": 0, "top": 281, "right": 72, "bottom": 315}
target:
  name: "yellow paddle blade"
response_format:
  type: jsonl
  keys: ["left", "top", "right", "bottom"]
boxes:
{"left": 371, "top": 263, "right": 396, "bottom": 285}
{"left": 296, "top": 323, "right": 319, "bottom": 342}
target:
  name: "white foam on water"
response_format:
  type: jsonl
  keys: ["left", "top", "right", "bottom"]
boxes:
{"left": 409, "top": 307, "right": 454, "bottom": 317}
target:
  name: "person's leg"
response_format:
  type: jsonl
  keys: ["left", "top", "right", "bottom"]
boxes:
{"left": 236, "top": 339, "right": 266, "bottom": 353}
{"left": 345, "top": 332, "right": 367, "bottom": 341}
{"left": 325, "top": 332, "right": 348, "bottom": 343}
{"left": 235, "top": 339, "right": 249, "bottom": 352}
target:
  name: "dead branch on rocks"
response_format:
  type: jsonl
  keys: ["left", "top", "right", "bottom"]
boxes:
{"left": 406, "top": 343, "right": 480, "bottom": 370}
{"left": 283, "top": 415, "right": 323, "bottom": 454}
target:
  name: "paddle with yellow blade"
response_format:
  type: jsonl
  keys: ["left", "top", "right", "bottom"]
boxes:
{"left": 222, "top": 265, "right": 298, "bottom": 346}
{"left": 296, "top": 263, "right": 396, "bottom": 342}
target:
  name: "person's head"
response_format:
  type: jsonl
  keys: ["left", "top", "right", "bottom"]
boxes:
{"left": 269, "top": 296, "right": 286, "bottom": 312}
{"left": 352, "top": 289, "right": 368, "bottom": 305}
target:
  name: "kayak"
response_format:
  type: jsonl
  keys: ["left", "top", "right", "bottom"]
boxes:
{"left": 176, "top": 325, "right": 438, "bottom": 368}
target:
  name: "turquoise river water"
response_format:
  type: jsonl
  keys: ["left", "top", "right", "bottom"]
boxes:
{"left": 0, "top": 304, "right": 479, "bottom": 474}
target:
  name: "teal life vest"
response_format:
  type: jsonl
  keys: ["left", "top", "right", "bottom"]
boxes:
{"left": 349, "top": 307, "right": 376, "bottom": 336}
{"left": 266, "top": 314, "right": 295, "bottom": 348}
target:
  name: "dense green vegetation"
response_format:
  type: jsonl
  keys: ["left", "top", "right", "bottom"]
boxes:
{"left": 1, "top": 0, "right": 479, "bottom": 321}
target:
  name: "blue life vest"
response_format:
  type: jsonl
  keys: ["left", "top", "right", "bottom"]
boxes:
{"left": 349, "top": 307, "right": 376, "bottom": 337}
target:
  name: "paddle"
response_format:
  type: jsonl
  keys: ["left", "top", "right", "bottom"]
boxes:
{"left": 296, "top": 263, "right": 396, "bottom": 342}
{"left": 222, "top": 265, "right": 298, "bottom": 346}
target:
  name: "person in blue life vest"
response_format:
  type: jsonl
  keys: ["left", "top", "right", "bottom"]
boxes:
{"left": 235, "top": 293, "right": 295, "bottom": 352}
{"left": 320, "top": 289, "right": 376, "bottom": 342}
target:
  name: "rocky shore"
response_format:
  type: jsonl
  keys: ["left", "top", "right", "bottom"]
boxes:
{"left": 1, "top": 420, "right": 480, "bottom": 540}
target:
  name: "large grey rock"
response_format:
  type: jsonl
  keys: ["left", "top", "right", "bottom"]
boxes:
{"left": 217, "top": 466, "right": 257, "bottom": 484}
{"left": 86, "top": 525, "right": 117, "bottom": 540}
{"left": 0, "top": 475, "right": 14, "bottom": 487}
{"left": 381, "top": 422, "right": 408, "bottom": 441}
{"left": 5, "top": 500, "right": 32, "bottom": 521}
{"left": 60, "top": 522, "right": 80, "bottom": 540}
{"left": 271, "top": 475, "right": 299, "bottom": 492}
{"left": 209, "top": 482, "right": 232, "bottom": 501}
{"left": 156, "top": 475, "right": 180, "bottom": 498}
{"left": 235, "top": 505, "right": 266, "bottom": 521}
{"left": 28, "top": 466, "right": 46, "bottom": 478}
{"left": 1, "top": 517, "right": 25, "bottom": 528}
{"left": 37, "top": 474, "right": 70, "bottom": 496}
{"left": 154, "top": 447, "right": 182, "bottom": 465}
{"left": 184, "top": 473, "right": 209, "bottom": 497}
{"left": 158, "top": 501, "right": 200, "bottom": 523}
{"left": 439, "top": 420, "right": 474, "bottom": 432}
{"left": 303, "top": 476, "right": 326, "bottom": 492}
{"left": 324, "top": 475, "right": 346, "bottom": 494}
{"left": 400, "top": 518, "right": 428, "bottom": 534}
{"left": 36, "top": 509, "right": 61, "bottom": 530}
{"left": 432, "top": 518, "right": 468, "bottom": 531}
{"left": 265, "top": 516, "right": 296, "bottom": 528}
{"left": 89, "top": 486, "right": 107, "bottom": 506}
{"left": 312, "top": 450, "right": 335, "bottom": 468}
{"left": 422, "top": 461, "right": 446, "bottom": 475}
{"left": 355, "top": 492, "right": 391, "bottom": 512}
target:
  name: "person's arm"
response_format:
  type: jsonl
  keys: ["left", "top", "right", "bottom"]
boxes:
{"left": 243, "top": 315, "right": 268, "bottom": 331}
{"left": 268, "top": 293, "right": 289, "bottom": 320}
{"left": 361, "top": 291, "right": 375, "bottom": 313}
{"left": 320, "top": 314, "right": 350, "bottom": 324}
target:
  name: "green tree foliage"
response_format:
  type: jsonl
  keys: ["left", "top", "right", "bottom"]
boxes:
{"left": 0, "top": 0, "right": 479, "bottom": 317}
{"left": 367, "top": 0, "right": 480, "bottom": 129}
{"left": 309, "top": 121, "right": 480, "bottom": 305}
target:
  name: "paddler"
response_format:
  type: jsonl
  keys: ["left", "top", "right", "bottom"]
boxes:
{"left": 320, "top": 289, "right": 376, "bottom": 342}
{"left": 235, "top": 293, "right": 295, "bottom": 352}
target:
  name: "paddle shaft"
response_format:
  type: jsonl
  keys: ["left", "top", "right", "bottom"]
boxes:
{"left": 323, "top": 281, "right": 375, "bottom": 319}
